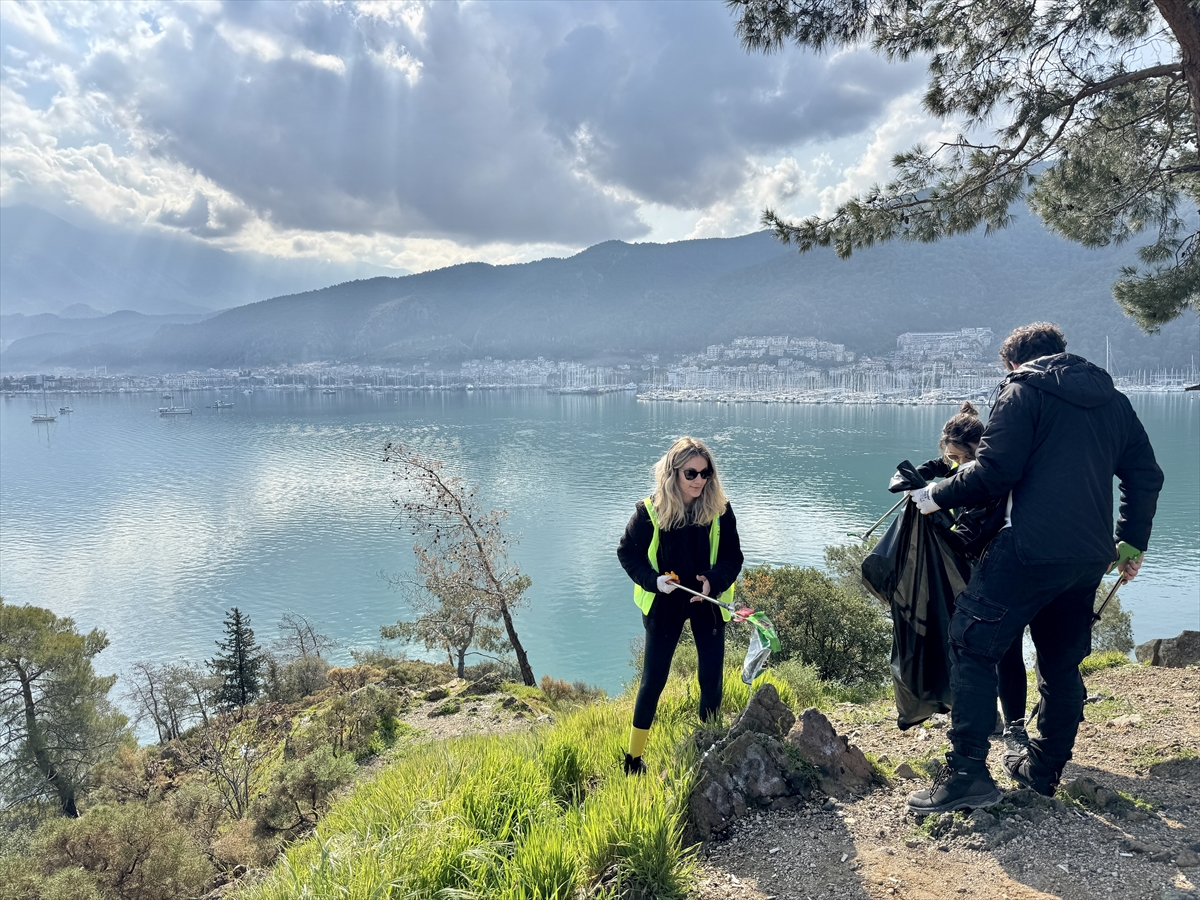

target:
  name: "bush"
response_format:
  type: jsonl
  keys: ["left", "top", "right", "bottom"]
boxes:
{"left": 823, "top": 539, "right": 879, "bottom": 603}
{"left": 539, "top": 675, "right": 607, "bottom": 708}
{"left": 34, "top": 802, "right": 212, "bottom": 900}
{"left": 1092, "top": 580, "right": 1135, "bottom": 654}
{"left": 212, "top": 817, "right": 277, "bottom": 872}
{"left": 1079, "top": 650, "right": 1132, "bottom": 676}
{"left": 309, "top": 683, "right": 400, "bottom": 759}
{"left": 265, "top": 655, "right": 331, "bottom": 703}
{"left": 768, "top": 659, "right": 831, "bottom": 710}
{"left": 250, "top": 745, "right": 357, "bottom": 840}
{"left": 738, "top": 564, "right": 891, "bottom": 688}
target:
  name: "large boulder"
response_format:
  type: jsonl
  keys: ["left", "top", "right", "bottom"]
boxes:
{"left": 1136, "top": 631, "right": 1200, "bottom": 667}
{"left": 687, "top": 685, "right": 814, "bottom": 843}
{"left": 786, "top": 708, "right": 875, "bottom": 797}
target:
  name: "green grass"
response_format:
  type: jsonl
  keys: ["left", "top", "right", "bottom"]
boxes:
{"left": 1082, "top": 695, "right": 1135, "bottom": 723}
{"left": 1079, "top": 650, "right": 1132, "bottom": 677}
{"left": 1131, "top": 745, "right": 1200, "bottom": 769}
{"left": 236, "top": 680, "right": 712, "bottom": 900}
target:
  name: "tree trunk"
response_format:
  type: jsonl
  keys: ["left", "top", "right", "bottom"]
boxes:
{"left": 1157, "top": 0, "right": 1200, "bottom": 139}
{"left": 498, "top": 603, "right": 535, "bottom": 686}
{"left": 16, "top": 667, "right": 77, "bottom": 816}
{"left": 456, "top": 647, "right": 466, "bottom": 678}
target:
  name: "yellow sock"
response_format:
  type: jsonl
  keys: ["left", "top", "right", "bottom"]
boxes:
{"left": 628, "top": 726, "right": 650, "bottom": 759}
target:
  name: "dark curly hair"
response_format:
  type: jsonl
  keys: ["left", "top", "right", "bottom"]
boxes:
{"left": 940, "top": 401, "right": 984, "bottom": 461}
{"left": 999, "top": 322, "right": 1067, "bottom": 368}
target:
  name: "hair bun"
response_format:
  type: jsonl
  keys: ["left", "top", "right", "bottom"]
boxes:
{"left": 960, "top": 401, "right": 979, "bottom": 416}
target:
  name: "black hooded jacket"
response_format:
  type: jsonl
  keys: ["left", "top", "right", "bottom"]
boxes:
{"left": 928, "top": 354, "right": 1163, "bottom": 565}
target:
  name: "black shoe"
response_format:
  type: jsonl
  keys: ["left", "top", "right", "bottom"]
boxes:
{"left": 1002, "top": 718, "right": 1030, "bottom": 752}
{"left": 623, "top": 753, "right": 647, "bottom": 776}
{"left": 906, "top": 753, "right": 1002, "bottom": 815}
{"left": 1003, "top": 750, "right": 1059, "bottom": 796}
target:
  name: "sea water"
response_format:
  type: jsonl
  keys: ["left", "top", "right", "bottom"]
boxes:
{"left": 1, "top": 390, "right": 1196, "bottom": 693}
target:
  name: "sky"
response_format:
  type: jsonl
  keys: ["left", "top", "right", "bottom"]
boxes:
{"left": 0, "top": 0, "right": 951, "bottom": 274}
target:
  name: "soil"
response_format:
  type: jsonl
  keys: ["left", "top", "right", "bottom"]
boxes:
{"left": 394, "top": 677, "right": 548, "bottom": 743}
{"left": 695, "top": 665, "right": 1200, "bottom": 900}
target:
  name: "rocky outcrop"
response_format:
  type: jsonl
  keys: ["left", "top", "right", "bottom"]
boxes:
{"left": 1136, "top": 630, "right": 1200, "bottom": 667}
{"left": 688, "top": 685, "right": 814, "bottom": 842}
{"left": 786, "top": 708, "right": 876, "bottom": 797}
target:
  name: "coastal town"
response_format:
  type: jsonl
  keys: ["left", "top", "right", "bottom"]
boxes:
{"left": 5, "top": 327, "right": 1195, "bottom": 410}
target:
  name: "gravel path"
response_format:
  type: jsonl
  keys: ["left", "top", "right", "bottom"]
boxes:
{"left": 696, "top": 665, "right": 1200, "bottom": 900}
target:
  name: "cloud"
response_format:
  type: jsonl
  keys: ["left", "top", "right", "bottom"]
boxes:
{"left": 0, "top": 0, "right": 936, "bottom": 269}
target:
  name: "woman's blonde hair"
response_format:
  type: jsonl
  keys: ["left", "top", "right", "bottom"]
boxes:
{"left": 651, "top": 436, "right": 728, "bottom": 530}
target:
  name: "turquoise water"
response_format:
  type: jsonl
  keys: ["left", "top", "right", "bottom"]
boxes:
{"left": 1, "top": 390, "right": 1196, "bottom": 693}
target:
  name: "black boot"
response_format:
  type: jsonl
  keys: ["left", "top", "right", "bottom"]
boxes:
{"left": 623, "top": 753, "right": 647, "bottom": 776}
{"left": 1003, "top": 750, "right": 1060, "bottom": 796}
{"left": 1002, "top": 718, "right": 1030, "bottom": 752}
{"left": 906, "top": 752, "right": 1001, "bottom": 815}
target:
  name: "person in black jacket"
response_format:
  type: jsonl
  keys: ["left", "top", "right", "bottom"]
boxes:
{"left": 617, "top": 436, "right": 744, "bottom": 775}
{"left": 906, "top": 323, "right": 1163, "bottom": 815}
{"left": 918, "top": 403, "right": 1028, "bottom": 750}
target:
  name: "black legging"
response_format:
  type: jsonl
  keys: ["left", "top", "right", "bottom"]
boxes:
{"left": 997, "top": 630, "right": 1028, "bottom": 724}
{"left": 633, "top": 595, "right": 726, "bottom": 729}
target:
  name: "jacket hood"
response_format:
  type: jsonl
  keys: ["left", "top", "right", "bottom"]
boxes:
{"left": 1009, "top": 353, "right": 1114, "bottom": 408}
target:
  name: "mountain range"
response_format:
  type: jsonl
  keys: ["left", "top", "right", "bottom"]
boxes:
{"left": 1, "top": 207, "right": 1196, "bottom": 373}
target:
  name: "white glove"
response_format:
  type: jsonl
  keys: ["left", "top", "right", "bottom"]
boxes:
{"left": 656, "top": 574, "right": 678, "bottom": 593}
{"left": 910, "top": 486, "right": 941, "bottom": 515}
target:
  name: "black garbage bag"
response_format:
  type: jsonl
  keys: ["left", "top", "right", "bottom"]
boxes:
{"left": 862, "top": 461, "right": 971, "bottom": 729}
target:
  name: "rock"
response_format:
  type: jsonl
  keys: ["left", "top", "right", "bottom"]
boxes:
{"left": 424, "top": 687, "right": 449, "bottom": 702}
{"left": 687, "top": 731, "right": 816, "bottom": 843}
{"left": 1109, "top": 714, "right": 1143, "bottom": 727}
{"left": 1149, "top": 757, "right": 1200, "bottom": 781}
{"left": 1065, "top": 776, "right": 1152, "bottom": 820}
{"left": 894, "top": 762, "right": 918, "bottom": 780}
{"left": 727, "top": 684, "right": 796, "bottom": 742}
{"left": 461, "top": 672, "right": 503, "bottom": 696}
{"left": 1161, "top": 889, "right": 1199, "bottom": 900}
{"left": 1150, "top": 849, "right": 1175, "bottom": 863}
{"left": 786, "top": 708, "right": 875, "bottom": 797}
{"left": 1137, "top": 631, "right": 1200, "bottom": 667}
{"left": 1177, "top": 848, "right": 1200, "bottom": 868}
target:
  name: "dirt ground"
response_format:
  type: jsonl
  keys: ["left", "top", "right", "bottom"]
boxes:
{"left": 694, "top": 665, "right": 1200, "bottom": 900}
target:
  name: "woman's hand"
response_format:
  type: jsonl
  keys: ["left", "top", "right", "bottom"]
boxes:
{"left": 656, "top": 573, "right": 679, "bottom": 594}
{"left": 691, "top": 575, "right": 712, "bottom": 602}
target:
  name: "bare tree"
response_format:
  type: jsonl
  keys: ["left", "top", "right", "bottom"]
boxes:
{"left": 124, "top": 661, "right": 213, "bottom": 744}
{"left": 381, "top": 582, "right": 510, "bottom": 678}
{"left": 383, "top": 443, "right": 536, "bottom": 686}
{"left": 273, "top": 612, "right": 337, "bottom": 662}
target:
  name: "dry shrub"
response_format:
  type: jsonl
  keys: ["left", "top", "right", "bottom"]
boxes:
{"left": 327, "top": 665, "right": 384, "bottom": 693}
{"left": 212, "top": 817, "right": 277, "bottom": 872}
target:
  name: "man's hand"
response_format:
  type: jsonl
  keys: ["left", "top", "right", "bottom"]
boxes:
{"left": 656, "top": 573, "right": 679, "bottom": 594}
{"left": 691, "top": 575, "right": 712, "bottom": 603}
{"left": 910, "top": 486, "right": 941, "bottom": 515}
{"left": 1109, "top": 542, "right": 1145, "bottom": 581}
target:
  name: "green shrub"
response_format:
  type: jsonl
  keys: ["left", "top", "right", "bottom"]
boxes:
{"left": 738, "top": 564, "right": 891, "bottom": 687}
{"left": 768, "top": 658, "right": 831, "bottom": 709}
{"left": 823, "top": 539, "right": 879, "bottom": 603}
{"left": 1092, "top": 580, "right": 1135, "bottom": 654}
{"left": 1080, "top": 650, "right": 1132, "bottom": 676}
{"left": 264, "top": 655, "right": 331, "bottom": 703}
{"left": 250, "top": 744, "right": 357, "bottom": 839}
{"left": 34, "top": 802, "right": 211, "bottom": 900}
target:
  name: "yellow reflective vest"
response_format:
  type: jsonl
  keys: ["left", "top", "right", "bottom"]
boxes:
{"left": 632, "top": 496, "right": 734, "bottom": 620}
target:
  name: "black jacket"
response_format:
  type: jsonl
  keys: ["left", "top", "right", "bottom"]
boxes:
{"left": 916, "top": 458, "right": 1006, "bottom": 561}
{"left": 617, "top": 501, "right": 744, "bottom": 598}
{"left": 929, "top": 354, "right": 1163, "bottom": 565}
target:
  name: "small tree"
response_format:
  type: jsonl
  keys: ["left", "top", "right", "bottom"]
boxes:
{"left": 823, "top": 539, "right": 879, "bottom": 604}
{"left": 738, "top": 564, "right": 891, "bottom": 687}
{"left": 273, "top": 612, "right": 337, "bottom": 662}
{"left": 207, "top": 608, "right": 263, "bottom": 714}
{"left": 0, "top": 599, "right": 130, "bottom": 816}
{"left": 381, "top": 583, "right": 511, "bottom": 678}
{"left": 1093, "top": 578, "right": 1135, "bottom": 655}
{"left": 124, "top": 661, "right": 211, "bottom": 744}
{"left": 384, "top": 443, "right": 536, "bottom": 686}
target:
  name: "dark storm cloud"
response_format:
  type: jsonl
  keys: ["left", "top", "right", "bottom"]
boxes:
{"left": 63, "top": 0, "right": 923, "bottom": 246}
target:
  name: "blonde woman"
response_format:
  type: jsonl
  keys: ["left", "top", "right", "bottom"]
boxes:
{"left": 616, "top": 436, "right": 744, "bottom": 775}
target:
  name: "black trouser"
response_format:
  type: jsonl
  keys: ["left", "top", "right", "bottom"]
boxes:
{"left": 633, "top": 594, "right": 726, "bottom": 730}
{"left": 948, "top": 528, "right": 1105, "bottom": 771}
{"left": 996, "top": 632, "right": 1027, "bottom": 724}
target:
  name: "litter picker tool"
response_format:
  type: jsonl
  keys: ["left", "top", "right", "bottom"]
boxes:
{"left": 662, "top": 575, "right": 781, "bottom": 685}
{"left": 849, "top": 495, "right": 907, "bottom": 543}
{"left": 1093, "top": 576, "right": 1125, "bottom": 623}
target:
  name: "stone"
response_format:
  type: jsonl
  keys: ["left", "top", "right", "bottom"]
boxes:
{"left": 424, "top": 687, "right": 449, "bottom": 702}
{"left": 1161, "top": 889, "right": 1199, "bottom": 900}
{"left": 786, "top": 708, "right": 875, "bottom": 797}
{"left": 1137, "top": 631, "right": 1200, "bottom": 667}
{"left": 461, "top": 672, "right": 503, "bottom": 696}
{"left": 687, "top": 731, "right": 816, "bottom": 843}
{"left": 1109, "top": 714, "right": 1143, "bottom": 727}
{"left": 1177, "top": 848, "right": 1200, "bottom": 868}
{"left": 727, "top": 683, "right": 796, "bottom": 742}
{"left": 894, "top": 762, "right": 918, "bottom": 780}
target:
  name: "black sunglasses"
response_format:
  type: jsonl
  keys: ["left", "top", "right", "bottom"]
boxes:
{"left": 682, "top": 466, "right": 712, "bottom": 481}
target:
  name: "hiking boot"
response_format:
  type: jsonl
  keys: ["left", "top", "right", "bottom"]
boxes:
{"left": 1002, "top": 718, "right": 1030, "bottom": 752}
{"left": 906, "top": 753, "right": 1002, "bottom": 816}
{"left": 1002, "top": 750, "right": 1060, "bottom": 796}
{"left": 623, "top": 753, "right": 647, "bottom": 776}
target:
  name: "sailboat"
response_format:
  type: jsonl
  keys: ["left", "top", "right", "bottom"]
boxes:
{"left": 31, "top": 382, "right": 56, "bottom": 423}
